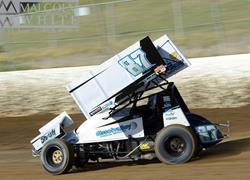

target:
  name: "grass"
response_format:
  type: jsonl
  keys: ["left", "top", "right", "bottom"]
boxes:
{"left": 0, "top": 0, "right": 250, "bottom": 71}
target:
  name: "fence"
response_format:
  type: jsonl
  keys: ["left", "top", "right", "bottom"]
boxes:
{"left": 0, "top": 0, "right": 250, "bottom": 71}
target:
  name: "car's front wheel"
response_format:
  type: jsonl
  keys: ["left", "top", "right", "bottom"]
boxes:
{"left": 41, "top": 139, "right": 73, "bottom": 175}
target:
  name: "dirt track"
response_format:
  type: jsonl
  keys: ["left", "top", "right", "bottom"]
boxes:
{"left": 0, "top": 54, "right": 250, "bottom": 117}
{"left": 0, "top": 105, "right": 250, "bottom": 180}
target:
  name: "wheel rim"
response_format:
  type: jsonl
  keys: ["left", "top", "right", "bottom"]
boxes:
{"left": 164, "top": 136, "right": 186, "bottom": 157}
{"left": 46, "top": 146, "right": 64, "bottom": 167}
{"left": 52, "top": 150, "right": 63, "bottom": 164}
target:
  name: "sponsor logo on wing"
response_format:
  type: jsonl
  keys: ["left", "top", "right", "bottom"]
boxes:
{"left": 96, "top": 122, "right": 137, "bottom": 137}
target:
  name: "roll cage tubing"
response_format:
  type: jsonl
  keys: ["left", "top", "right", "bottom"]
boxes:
{"left": 103, "top": 73, "right": 189, "bottom": 120}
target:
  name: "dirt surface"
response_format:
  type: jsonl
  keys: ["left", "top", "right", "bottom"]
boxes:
{"left": 1, "top": 54, "right": 250, "bottom": 117}
{"left": 0, "top": 105, "right": 250, "bottom": 180}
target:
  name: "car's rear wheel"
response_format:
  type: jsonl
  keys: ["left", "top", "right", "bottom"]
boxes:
{"left": 41, "top": 139, "right": 73, "bottom": 175}
{"left": 155, "top": 125, "right": 197, "bottom": 164}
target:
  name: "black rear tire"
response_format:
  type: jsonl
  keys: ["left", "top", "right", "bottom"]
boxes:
{"left": 155, "top": 125, "right": 197, "bottom": 164}
{"left": 41, "top": 139, "right": 74, "bottom": 175}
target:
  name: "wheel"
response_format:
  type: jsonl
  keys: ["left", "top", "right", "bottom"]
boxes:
{"left": 41, "top": 139, "right": 74, "bottom": 175}
{"left": 155, "top": 125, "right": 197, "bottom": 164}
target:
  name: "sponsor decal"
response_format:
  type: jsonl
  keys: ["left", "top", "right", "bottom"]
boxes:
{"left": 170, "top": 51, "right": 178, "bottom": 60}
{"left": 164, "top": 109, "right": 177, "bottom": 121}
{"left": 40, "top": 128, "right": 56, "bottom": 144}
{"left": 164, "top": 109, "right": 175, "bottom": 116}
{"left": 90, "top": 100, "right": 114, "bottom": 116}
{"left": 100, "top": 100, "right": 113, "bottom": 110}
{"left": 96, "top": 122, "right": 137, "bottom": 137}
{"left": 89, "top": 106, "right": 102, "bottom": 116}
{"left": 164, "top": 116, "right": 177, "bottom": 120}
{"left": 154, "top": 65, "right": 166, "bottom": 75}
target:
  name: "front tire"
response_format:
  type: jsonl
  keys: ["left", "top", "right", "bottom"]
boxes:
{"left": 41, "top": 139, "right": 74, "bottom": 175}
{"left": 155, "top": 125, "right": 197, "bottom": 164}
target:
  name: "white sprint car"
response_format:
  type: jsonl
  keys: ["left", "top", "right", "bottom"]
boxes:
{"left": 31, "top": 35, "right": 229, "bottom": 175}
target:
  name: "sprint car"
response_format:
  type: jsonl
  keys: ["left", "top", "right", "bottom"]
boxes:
{"left": 31, "top": 35, "right": 229, "bottom": 175}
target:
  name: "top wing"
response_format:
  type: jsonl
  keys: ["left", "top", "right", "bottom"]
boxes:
{"left": 67, "top": 35, "right": 190, "bottom": 119}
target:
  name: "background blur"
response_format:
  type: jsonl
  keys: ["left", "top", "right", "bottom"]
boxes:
{"left": 0, "top": 0, "right": 250, "bottom": 71}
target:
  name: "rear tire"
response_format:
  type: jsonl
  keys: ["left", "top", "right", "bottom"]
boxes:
{"left": 155, "top": 125, "right": 197, "bottom": 164}
{"left": 41, "top": 139, "right": 74, "bottom": 175}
